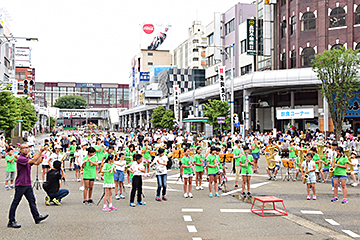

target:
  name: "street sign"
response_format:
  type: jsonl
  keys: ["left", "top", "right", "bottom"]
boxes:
{"left": 217, "top": 116, "right": 225, "bottom": 120}
{"left": 218, "top": 67, "right": 226, "bottom": 101}
{"left": 173, "top": 85, "right": 180, "bottom": 124}
{"left": 247, "top": 19, "right": 256, "bottom": 56}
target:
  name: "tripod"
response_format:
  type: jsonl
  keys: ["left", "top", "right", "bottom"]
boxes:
{"left": 33, "top": 165, "right": 42, "bottom": 190}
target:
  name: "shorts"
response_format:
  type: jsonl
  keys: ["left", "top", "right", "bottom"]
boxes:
{"left": 74, "top": 164, "right": 81, "bottom": 169}
{"left": 42, "top": 165, "right": 50, "bottom": 169}
{"left": 306, "top": 173, "right": 316, "bottom": 184}
{"left": 103, "top": 183, "right": 115, "bottom": 188}
{"left": 332, "top": 175, "right": 347, "bottom": 180}
{"left": 353, "top": 170, "right": 359, "bottom": 175}
{"left": 289, "top": 157, "right": 296, "bottom": 161}
{"left": 268, "top": 165, "right": 280, "bottom": 171}
{"left": 114, "top": 170, "right": 125, "bottom": 182}
{"left": 315, "top": 169, "right": 319, "bottom": 173}
{"left": 83, "top": 179, "right": 95, "bottom": 181}
{"left": 143, "top": 158, "right": 151, "bottom": 163}
{"left": 183, "top": 173, "right": 194, "bottom": 178}
{"left": 241, "top": 173, "right": 253, "bottom": 176}
{"left": 321, "top": 168, "right": 329, "bottom": 172}
{"left": 252, "top": 152, "right": 260, "bottom": 159}
{"left": 203, "top": 161, "right": 207, "bottom": 167}
{"left": 5, "top": 172, "right": 15, "bottom": 181}
{"left": 208, "top": 173, "right": 218, "bottom": 176}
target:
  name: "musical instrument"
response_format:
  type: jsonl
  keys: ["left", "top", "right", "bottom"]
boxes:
{"left": 277, "top": 141, "right": 283, "bottom": 147}
{"left": 218, "top": 154, "right": 234, "bottom": 163}
{"left": 298, "top": 149, "right": 307, "bottom": 165}
{"left": 265, "top": 147, "right": 276, "bottom": 169}
{"left": 302, "top": 174, "right": 309, "bottom": 184}
{"left": 329, "top": 167, "right": 334, "bottom": 178}
{"left": 150, "top": 151, "right": 157, "bottom": 156}
{"left": 257, "top": 142, "right": 261, "bottom": 147}
{"left": 316, "top": 145, "right": 325, "bottom": 169}
{"left": 344, "top": 150, "right": 353, "bottom": 174}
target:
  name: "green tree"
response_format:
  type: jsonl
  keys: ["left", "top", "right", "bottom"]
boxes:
{"left": 312, "top": 47, "right": 360, "bottom": 140}
{"left": 50, "top": 116, "right": 57, "bottom": 129}
{"left": 151, "top": 106, "right": 166, "bottom": 129}
{"left": 53, "top": 95, "right": 88, "bottom": 109}
{"left": 0, "top": 85, "right": 18, "bottom": 134}
{"left": 161, "top": 109, "right": 175, "bottom": 130}
{"left": 202, "top": 99, "right": 231, "bottom": 131}
{"left": 14, "top": 97, "right": 38, "bottom": 131}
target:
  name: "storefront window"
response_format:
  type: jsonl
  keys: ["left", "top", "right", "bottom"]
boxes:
{"left": 103, "top": 88, "right": 109, "bottom": 105}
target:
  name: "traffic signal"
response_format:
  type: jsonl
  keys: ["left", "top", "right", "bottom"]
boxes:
{"left": 24, "top": 80, "right": 29, "bottom": 94}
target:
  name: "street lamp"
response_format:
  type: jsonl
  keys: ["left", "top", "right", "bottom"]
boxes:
{"left": 196, "top": 44, "right": 235, "bottom": 136}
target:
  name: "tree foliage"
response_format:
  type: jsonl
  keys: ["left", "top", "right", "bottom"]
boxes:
{"left": 53, "top": 95, "right": 88, "bottom": 109}
{"left": 202, "top": 99, "right": 231, "bottom": 131}
{"left": 161, "top": 109, "right": 175, "bottom": 130}
{"left": 0, "top": 85, "right": 18, "bottom": 133}
{"left": 50, "top": 116, "right": 57, "bottom": 129}
{"left": 14, "top": 97, "right": 38, "bottom": 131}
{"left": 151, "top": 106, "right": 166, "bottom": 129}
{"left": 312, "top": 47, "right": 360, "bottom": 140}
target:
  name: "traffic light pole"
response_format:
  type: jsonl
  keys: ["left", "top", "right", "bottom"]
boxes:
{"left": 230, "top": 45, "right": 234, "bottom": 137}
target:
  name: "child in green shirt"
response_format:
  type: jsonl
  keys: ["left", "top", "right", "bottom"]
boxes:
{"left": 239, "top": 146, "right": 254, "bottom": 198}
{"left": 181, "top": 148, "right": 194, "bottom": 198}
{"left": 68, "top": 141, "right": 77, "bottom": 171}
{"left": 194, "top": 147, "right": 204, "bottom": 190}
{"left": 5, "top": 148, "right": 17, "bottom": 190}
{"left": 101, "top": 154, "right": 117, "bottom": 211}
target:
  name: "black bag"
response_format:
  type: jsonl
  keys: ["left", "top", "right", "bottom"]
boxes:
{"left": 166, "top": 158, "right": 173, "bottom": 170}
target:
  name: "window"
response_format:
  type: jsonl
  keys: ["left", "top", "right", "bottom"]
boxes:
{"left": 60, "top": 87, "right": 66, "bottom": 97}
{"left": 280, "top": 53, "right": 287, "bottom": 69}
{"left": 192, "top": 39, "right": 199, "bottom": 44}
{"left": 207, "top": 55, "right": 214, "bottom": 66}
{"left": 241, "top": 64, "right": 253, "bottom": 75}
{"left": 15, "top": 72, "right": 26, "bottom": 79}
{"left": 241, "top": 40, "right": 246, "bottom": 54}
{"left": 148, "top": 52, "right": 153, "bottom": 56}
{"left": 280, "top": 20, "right": 286, "bottom": 38}
{"left": 95, "top": 88, "right": 103, "bottom": 104}
{"left": 356, "top": 43, "right": 360, "bottom": 50}
{"left": 290, "top": 50, "right": 296, "bottom": 68}
{"left": 355, "top": 6, "right": 360, "bottom": 25}
{"left": 193, "top": 57, "right": 199, "bottom": 61}
{"left": 301, "top": 47, "right": 315, "bottom": 67}
{"left": 224, "top": 47, "right": 231, "bottom": 60}
{"left": 281, "top": 0, "right": 286, "bottom": 6}
{"left": 301, "top": 12, "right": 316, "bottom": 31}
{"left": 193, "top": 48, "right": 199, "bottom": 52}
{"left": 225, "top": 19, "right": 235, "bottom": 35}
{"left": 89, "top": 88, "right": 95, "bottom": 104}
{"left": 103, "top": 88, "right": 109, "bottom": 105}
{"left": 331, "top": 44, "right": 343, "bottom": 50}
{"left": 290, "top": 16, "right": 296, "bottom": 35}
{"left": 208, "top": 33, "right": 214, "bottom": 45}
{"left": 148, "top": 62, "right": 153, "bottom": 65}
{"left": 330, "top": 7, "right": 346, "bottom": 28}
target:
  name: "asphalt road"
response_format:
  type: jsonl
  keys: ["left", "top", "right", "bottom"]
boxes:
{"left": 0, "top": 133, "right": 359, "bottom": 240}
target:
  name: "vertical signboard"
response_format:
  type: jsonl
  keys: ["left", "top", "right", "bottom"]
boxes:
{"left": 173, "top": 85, "right": 180, "bottom": 124}
{"left": 218, "top": 67, "right": 226, "bottom": 101}
{"left": 247, "top": 19, "right": 257, "bottom": 56}
{"left": 132, "top": 67, "right": 135, "bottom": 87}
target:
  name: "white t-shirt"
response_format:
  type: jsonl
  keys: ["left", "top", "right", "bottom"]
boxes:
{"left": 301, "top": 160, "right": 316, "bottom": 175}
{"left": 114, "top": 159, "right": 126, "bottom": 171}
{"left": 42, "top": 150, "right": 51, "bottom": 165}
{"left": 351, "top": 158, "right": 359, "bottom": 171}
{"left": 49, "top": 152, "right": 65, "bottom": 165}
{"left": 27, "top": 135, "right": 35, "bottom": 146}
{"left": 130, "top": 161, "right": 145, "bottom": 176}
{"left": 167, "top": 134, "right": 175, "bottom": 141}
{"left": 274, "top": 155, "right": 281, "bottom": 166}
{"left": 74, "top": 150, "right": 86, "bottom": 166}
{"left": 155, "top": 155, "right": 168, "bottom": 175}
{"left": 176, "top": 136, "right": 184, "bottom": 143}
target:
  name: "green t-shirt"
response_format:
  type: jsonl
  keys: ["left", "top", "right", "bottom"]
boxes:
{"left": 216, "top": 155, "right": 223, "bottom": 170}
{"left": 323, "top": 156, "right": 331, "bottom": 168}
{"left": 142, "top": 146, "right": 152, "bottom": 159}
{"left": 312, "top": 153, "right": 319, "bottom": 169}
{"left": 233, "top": 148, "right": 241, "bottom": 166}
{"left": 333, "top": 156, "right": 349, "bottom": 176}
{"left": 207, "top": 155, "right": 218, "bottom": 175}
{"left": 295, "top": 157, "right": 300, "bottom": 167}
{"left": 69, "top": 145, "right": 76, "bottom": 155}
{"left": 129, "top": 160, "right": 134, "bottom": 179}
{"left": 251, "top": 143, "right": 259, "bottom": 153}
{"left": 239, "top": 155, "right": 254, "bottom": 174}
{"left": 94, "top": 145, "right": 104, "bottom": 162}
{"left": 194, "top": 154, "right": 204, "bottom": 172}
{"left": 288, "top": 147, "right": 296, "bottom": 158}
{"left": 82, "top": 156, "right": 97, "bottom": 179}
{"left": 5, "top": 155, "right": 16, "bottom": 172}
{"left": 181, "top": 156, "right": 193, "bottom": 175}
{"left": 103, "top": 162, "right": 114, "bottom": 184}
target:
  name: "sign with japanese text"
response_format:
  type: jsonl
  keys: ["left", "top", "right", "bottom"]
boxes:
{"left": 218, "top": 66, "right": 226, "bottom": 101}
{"left": 75, "top": 83, "right": 101, "bottom": 88}
{"left": 247, "top": 19, "right": 256, "bottom": 56}
{"left": 139, "top": 72, "right": 150, "bottom": 81}
{"left": 276, "top": 108, "right": 314, "bottom": 119}
{"left": 173, "top": 85, "right": 180, "bottom": 124}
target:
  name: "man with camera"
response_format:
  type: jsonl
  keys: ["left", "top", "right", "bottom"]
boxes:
{"left": 44, "top": 160, "right": 69, "bottom": 206}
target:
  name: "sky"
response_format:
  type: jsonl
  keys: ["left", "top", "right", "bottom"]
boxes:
{"left": 2, "top": 0, "right": 253, "bottom": 84}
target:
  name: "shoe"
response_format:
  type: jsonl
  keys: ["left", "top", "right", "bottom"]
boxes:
{"left": 331, "top": 197, "right": 339, "bottom": 202}
{"left": 79, "top": 186, "right": 84, "bottom": 191}
{"left": 218, "top": 186, "right": 222, "bottom": 191}
{"left": 267, "top": 177, "right": 272, "bottom": 180}
{"left": 338, "top": 187, "right": 342, "bottom": 192}
{"left": 115, "top": 194, "right": 120, "bottom": 200}
{"left": 101, "top": 177, "right": 104, "bottom": 181}
{"left": 102, "top": 206, "right": 111, "bottom": 212}
{"left": 225, "top": 176, "right": 228, "bottom": 182}
{"left": 247, "top": 192, "right": 252, "bottom": 198}
{"left": 129, "top": 203, "right": 135, "bottom": 207}
{"left": 119, "top": 194, "right": 125, "bottom": 199}
{"left": 199, "top": 186, "right": 204, "bottom": 190}
{"left": 321, "top": 180, "right": 325, "bottom": 183}
{"left": 196, "top": 186, "right": 200, "bottom": 190}
{"left": 87, "top": 199, "right": 93, "bottom": 204}
{"left": 45, "top": 196, "right": 50, "bottom": 206}
{"left": 35, "top": 214, "right": 49, "bottom": 224}
{"left": 342, "top": 198, "right": 348, "bottom": 204}
{"left": 254, "top": 170, "right": 259, "bottom": 174}
{"left": 52, "top": 198, "right": 61, "bottom": 206}
{"left": 273, "top": 176, "right": 277, "bottom": 181}
{"left": 83, "top": 200, "right": 89, "bottom": 205}
{"left": 184, "top": 193, "right": 189, "bottom": 198}
{"left": 136, "top": 201, "right": 146, "bottom": 205}
{"left": 110, "top": 206, "right": 117, "bottom": 211}
{"left": 162, "top": 196, "right": 168, "bottom": 201}
{"left": 77, "top": 178, "right": 81, "bottom": 182}
{"left": 235, "top": 184, "right": 239, "bottom": 188}
{"left": 95, "top": 178, "right": 99, "bottom": 181}
{"left": 10, "top": 184, "right": 14, "bottom": 189}
{"left": 332, "top": 187, "right": 334, "bottom": 191}
{"left": 209, "top": 193, "right": 213, "bottom": 197}
{"left": 5, "top": 185, "right": 10, "bottom": 191}
{"left": 188, "top": 193, "right": 193, "bottom": 198}
{"left": 241, "top": 192, "right": 247, "bottom": 199}
{"left": 313, "top": 195, "right": 317, "bottom": 200}
{"left": 215, "top": 193, "right": 220, "bottom": 197}
{"left": 351, "top": 182, "right": 358, "bottom": 187}
{"left": 307, "top": 195, "right": 311, "bottom": 200}
{"left": 155, "top": 196, "right": 162, "bottom": 201}
{"left": 69, "top": 169, "right": 72, "bottom": 171}
{"left": 293, "top": 178, "right": 297, "bottom": 181}
{"left": 7, "top": 221, "right": 21, "bottom": 228}
{"left": 127, "top": 184, "right": 131, "bottom": 188}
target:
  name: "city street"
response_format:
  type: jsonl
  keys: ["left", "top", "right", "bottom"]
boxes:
{"left": 0, "top": 134, "right": 359, "bottom": 239}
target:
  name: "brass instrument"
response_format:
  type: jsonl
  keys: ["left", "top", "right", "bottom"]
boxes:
{"left": 316, "top": 144, "right": 325, "bottom": 169}
{"left": 329, "top": 167, "right": 334, "bottom": 178}
{"left": 302, "top": 174, "right": 309, "bottom": 184}
{"left": 257, "top": 142, "right": 261, "bottom": 147}
{"left": 344, "top": 149, "right": 353, "bottom": 174}
{"left": 265, "top": 147, "right": 276, "bottom": 169}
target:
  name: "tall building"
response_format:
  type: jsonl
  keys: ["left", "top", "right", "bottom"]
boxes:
{"left": 0, "top": 8, "right": 13, "bottom": 85}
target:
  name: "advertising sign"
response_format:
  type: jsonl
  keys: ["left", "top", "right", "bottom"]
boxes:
{"left": 276, "top": 108, "right": 314, "bottom": 119}
{"left": 246, "top": 19, "right": 256, "bottom": 56}
{"left": 174, "top": 85, "right": 180, "bottom": 124}
{"left": 139, "top": 72, "right": 150, "bottom": 81}
{"left": 132, "top": 67, "right": 135, "bottom": 87}
{"left": 10, "top": 79, "right": 17, "bottom": 94}
{"left": 218, "top": 67, "right": 226, "bottom": 101}
{"left": 140, "top": 24, "right": 172, "bottom": 50}
{"left": 0, "top": 9, "right": 11, "bottom": 35}
{"left": 346, "top": 91, "right": 360, "bottom": 117}
{"left": 15, "top": 47, "right": 31, "bottom": 67}
{"left": 75, "top": 83, "right": 101, "bottom": 88}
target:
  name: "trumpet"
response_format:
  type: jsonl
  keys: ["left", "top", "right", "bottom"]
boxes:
{"left": 302, "top": 174, "right": 309, "bottom": 184}
{"left": 329, "top": 167, "right": 334, "bottom": 178}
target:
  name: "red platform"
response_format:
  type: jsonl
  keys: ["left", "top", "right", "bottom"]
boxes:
{"left": 250, "top": 196, "right": 288, "bottom": 217}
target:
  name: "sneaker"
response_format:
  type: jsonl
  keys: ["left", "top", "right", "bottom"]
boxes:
{"left": 155, "top": 196, "right": 162, "bottom": 201}
{"left": 52, "top": 198, "right": 61, "bottom": 206}
{"left": 209, "top": 193, "right": 213, "bottom": 198}
{"left": 338, "top": 187, "right": 342, "bottom": 192}
{"left": 184, "top": 193, "right": 189, "bottom": 198}
{"left": 10, "top": 184, "right": 14, "bottom": 189}
{"left": 129, "top": 203, "right": 135, "bottom": 207}
{"left": 102, "top": 206, "right": 111, "bottom": 212}
{"left": 241, "top": 192, "right": 247, "bottom": 199}
{"left": 79, "top": 186, "right": 84, "bottom": 191}
{"left": 313, "top": 195, "right": 317, "bottom": 200}
{"left": 331, "top": 197, "right": 339, "bottom": 202}
{"left": 273, "top": 176, "right": 277, "bottom": 181}
{"left": 83, "top": 200, "right": 89, "bottom": 205}
{"left": 77, "top": 178, "right": 81, "bottom": 182}
{"left": 45, "top": 196, "right": 50, "bottom": 206}
{"left": 267, "top": 177, "right": 272, "bottom": 180}
{"left": 321, "top": 180, "right": 325, "bottom": 183}
{"left": 188, "top": 193, "right": 193, "bottom": 198}
{"left": 351, "top": 182, "right": 358, "bottom": 187}
{"left": 101, "top": 177, "right": 104, "bottom": 181}
{"left": 162, "top": 196, "right": 168, "bottom": 201}
{"left": 199, "top": 186, "right": 204, "bottom": 190}
{"left": 115, "top": 194, "right": 120, "bottom": 200}
{"left": 119, "top": 194, "right": 125, "bottom": 199}
{"left": 215, "top": 193, "right": 220, "bottom": 197}
{"left": 95, "top": 178, "right": 99, "bottom": 181}
{"left": 225, "top": 176, "right": 228, "bottom": 181}
{"left": 218, "top": 186, "right": 222, "bottom": 191}
{"left": 293, "top": 178, "right": 297, "bottom": 181}
{"left": 342, "top": 198, "right": 348, "bottom": 204}
{"left": 332, "top": 187, "right": 334, "bottom": 191}
{"left": 235, "top": 184, "right": 239, "bottom": 188}
{"left": 247, "top": 192, "right": 252, "bottom": 198}
{"left": 136, "top": 201, "right": 146, "bottom": 205}
{"left": 307, "top": 195, "right": 311, "bottom": 200}
{"left": 5, "top": 185, "right": 10, "bottom": 191}
{"left": 110, "top": 206, "right": 117, "bottom": 210}
{"left": 196, "top": 186, "right": 200, "bottom": 190}
{"left": 127, "top": 183, "right": 131, "bottom": 188}
{"left": 87, "top": 199, "right": 93, "bottom": 204}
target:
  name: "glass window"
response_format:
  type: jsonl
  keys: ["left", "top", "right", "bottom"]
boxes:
{"left": 280, "top": 53, "right": 287, "bottom": 69}
{"left": 117, "top": 88, "right": 123, "bottom": 107}
{"left": 330, "top": 7, "right": 346, "bottom": 28}
{"left": 301, "top": 12, "right": 316, "bottom": 31}
{"left": 225, "top": 19, "right": 235, "bottom": 35}
{"left": 241, "top": 40, "right": 246, "bottom": 53}
{"left": 355, "top": 6, "right": 360, "bottom": 25}
{"left": 208, "top": 33, "right": 214, "bottom": 45}
{"left": 281, "top": 0, "right": 286, "bottom": 6}
{"left": 15, "top": 72, "right": 25, "bottom": 79}
{"left": 207, "top": 55, "right": 214, "bottom": 66}
{"left": 110, "top": 89, "right": 116, "bottom": 107}
{"left": 148, "top": 62, "right": 153, "bottom": 65}
{"left": 356, "top": 43, "right": 360, "bottom": 50}
{"left": 193, "top": 48, "right": 199, "bottom": 52}
{"left": 67, "top": 88, "right": 74, "bottom": 93}
{"left": 193, "top": 57, "right": 199, "bottom": 61}
{"left": 81, "top": 88, "right": 89, "bottom": 102}
{"left": 241, "top": 64, "right": 252, "bottom": 75}
{"left": 148, "top": 52, "right": 153, "bottom": 56}
{"left": 60, "top": 87, "right": 66, "bottom": 97}
{"left": 103, "top": 88, "right": 109, "bottom": 105}
{"left": 96, "top": 88, "right": 103, "bottom": 104}
{"left": 280, "top": 20, "right": 286, "bottom": 38}
{"left": 89, "top": 88, "right": 95, "bottom": 104}
{"left": 301, "top": 47, "right": 315, "bottom": 67}
{"left": 331, "top": 44, "right": 343, "bottom": 50}
{"left": 290, "top": 16, "right": 296, "bottom": 35}
{"left": 290, "top": 50, "right": 296, "bottom": 68}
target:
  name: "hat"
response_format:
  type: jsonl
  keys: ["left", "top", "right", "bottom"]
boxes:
{"left": 54, "top": 145, "right": 62, "bottom": 149}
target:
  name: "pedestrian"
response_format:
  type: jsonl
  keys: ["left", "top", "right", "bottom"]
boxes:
{"left": 152, "top": 148, "right": 168, "bottom": 201}
{"left": 206, "top": 146, "right": 219, "bottom": 197}
{"left": 301, "top": 153, "right": 317, "bottom": 200}
{"left": 240, "top": 145, "right": 254, "bottom": 199}
{"left": 331, "top": 147, "right": 349, "bottom": 204}
{"left": 129, "top": 154, "right": 146, "bottom": 207}
{"left": 113, "top": 153, "right": 126, "bottom": 200}
{"left": 141, "top": 139, "right": 152, "bottom": 177}
{"left": 82, "top": 147, "right": 98, "bottom": 204}
{"left": 101, "top": 154, "right": 117, "bottom": 211}
{"left": 8, "top": 144, "right": 49, "bottom": 228}
{"left": 68, "top": 140, "right": 77, "bottom": 171}
{"left": 194, "top": 147, "right": 204, "bottom": 190}
{"left": 44, "top": 160, "right": 69, "bottom": 206}
{"left": 4, "top": 148, "right": 18, "bottom": 190}
{"left": 181, "top": 148, "right": 194, "bottom": 198}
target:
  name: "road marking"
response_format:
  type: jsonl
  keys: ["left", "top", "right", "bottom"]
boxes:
{"left": 182, "top": 208, "right": 203, "bottom": 213}
{"left": 192, "top": 238, "right": 202, "bottom": 240}
{"left": 325, "top": 219, "right": 340, "bottom": 226}
{"left": 300, "top": 210, "right": 323, "bottom": 215}
{"left": 342, "top": 230, "right": 360, "bottom": 238}
{"left": 187, "top": 225, "right": 197, "bottom": 233}
{"left": 183, "top": 215, "right": 192, "bottom": 221}
{"left": 221, "top": 182, "right": 269, "bottom": 196}
{"left": 220, "top": 209, "right": 251, "bottom": 213}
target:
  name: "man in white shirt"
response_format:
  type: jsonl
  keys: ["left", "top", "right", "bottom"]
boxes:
{"left": 167, "top": 131, "right": 175, "bottom": 149}
{"left": 176, "top": 134, "right": 184, "bottom": 144}
{"left": 27, "top": 132, "right": 35, "bottom": 147}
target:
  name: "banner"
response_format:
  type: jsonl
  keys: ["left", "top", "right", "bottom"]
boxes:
{"left": 276, "top": 108, "right": 314, "bottom": 119}
{"left": 15, "top": 47, "right": 31, "bottom": 67}
{"left": 140, "top": 24, "right": 172, "bottom": 50}
{"left": 139, "top": 72, "right": 150, "bottom": 81}
{"left": 174, "top": 85, "right": 180, "bottom": 124}
{"left": 218, "top": 67, "right": 226, "bottom": 101}
{"left": 246, "top": 19, "right": 256, "bottom": 56}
